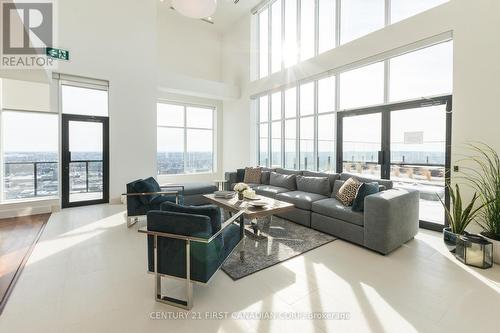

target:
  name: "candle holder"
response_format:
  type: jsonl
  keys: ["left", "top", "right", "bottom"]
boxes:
{"left": 455, "top": 233, "right": 493, "bottom": 269}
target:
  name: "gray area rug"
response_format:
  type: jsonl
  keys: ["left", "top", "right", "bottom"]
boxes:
{"left": 221, "top": 216, "right": 336, "bottom": 280}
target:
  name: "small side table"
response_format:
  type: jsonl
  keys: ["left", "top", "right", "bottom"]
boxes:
{"left": 213, "top": 179, "right": 227, "bottom": 191}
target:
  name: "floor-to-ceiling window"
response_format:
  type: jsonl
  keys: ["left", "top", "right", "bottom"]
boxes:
{"left": 254, "top": 0, "right": 449, "bottom": 79}
{"left": 0, "top": 79, "right": 58, "bottom": 202}
{"left": 254, "top": 40, "right": 453, "bottom": 229}
{"left": 284, "top": 87, "right": 297, "bottom": 169}
{"left": 2, "top": 112, "right": 58, "bottom": 200}
{"left": 157, "top": 102, "right": 215, "bottom": 175}
{"left": 299, "top": 81, "right": 315, "bottom": 170}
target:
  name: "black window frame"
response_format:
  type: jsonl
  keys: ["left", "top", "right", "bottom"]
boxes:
{"left": 336, "top": 95, "right": 452, "bottom": 231}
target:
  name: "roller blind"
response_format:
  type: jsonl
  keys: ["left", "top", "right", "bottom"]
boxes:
{"left": 1, "top": 78, "right": 51, "bottom": 112}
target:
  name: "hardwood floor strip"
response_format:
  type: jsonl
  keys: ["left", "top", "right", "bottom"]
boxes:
{"left": 0, "top": 213, "right": 50, "bottom": 315}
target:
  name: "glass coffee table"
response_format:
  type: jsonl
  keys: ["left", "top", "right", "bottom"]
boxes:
{"left": 203, "top": 193, "right": 294, "bottom": 240}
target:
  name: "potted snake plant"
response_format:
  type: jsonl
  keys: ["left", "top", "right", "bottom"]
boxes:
{"left": 461, "top": 143, "right": 500, "bottom": 263}
{"left": 439, "top": 183, "right": 485, "bottom": 252}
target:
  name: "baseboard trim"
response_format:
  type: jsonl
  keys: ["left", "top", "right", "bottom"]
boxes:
{"left": 0, "top": 205, "right": 55, "bottom": 219}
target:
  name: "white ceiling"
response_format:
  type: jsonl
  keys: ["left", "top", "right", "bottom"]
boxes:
{"left": 162, "top": 0, "right": 262, "bottom": 32}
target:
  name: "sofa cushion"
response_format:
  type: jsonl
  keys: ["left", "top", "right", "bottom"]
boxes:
{"left": 340, "top": 173, "right": 393, "bottom": 190}
{"left": 244, "top": 167, "right": 262, "bottom": 184}
{"left": 254, "top": 185, "right": 290, "bottom": 198}
{"left": 312, "top": 198, "right": 364, "bottom": 226}
{"left": 182, "top": 183, "right": 217, "bottom": 196}
{"left": 336, "top": 177, "right": 362, "bottom": 206}
{"left": 236, "top": 169, "right": 245, "bottom": 183}
{"left": 261, "top": 171, "right": 271, "bottom": 185}
{"left": 275, "top": 168, "right": 303, "bottom": 176}
{"left": 276, "top": 191, "right": 328, "bottom": 210}
{"left": 270, "top": 172, "right": 297, "bottom": 190}
{"left": 331, "top": 180, "right": 345, "bottom": 198}
{"left": 134, "top": 177, "right": 161, "bottom": 204}
{"left": 231, "top": 183, "right": 259, "bottom": 191}
{"left": 352, "top": 182, "right": 379, "bottom": 212}
{"left": 302, "top": 171, "right": 340, "bottom": 191}
{"left": 296, "top": 175, "right": 331, "bottom": 196}
{"left": 160, "top": 202, "right": 222, "bottom": 233}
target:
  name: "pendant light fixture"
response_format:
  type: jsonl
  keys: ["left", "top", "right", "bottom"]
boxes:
{"left": 171, "top": 0, "right": 217, "bottom": 19}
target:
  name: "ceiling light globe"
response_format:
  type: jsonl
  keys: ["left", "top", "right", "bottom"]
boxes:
{"left": 171, "top": 0, "right": 217, "bottom": 19}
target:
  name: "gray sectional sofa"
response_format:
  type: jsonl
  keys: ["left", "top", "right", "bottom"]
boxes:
{"left": 225, "top": 168, "right": 419, "bottom": 254}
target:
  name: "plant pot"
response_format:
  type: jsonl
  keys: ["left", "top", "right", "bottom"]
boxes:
{"left": 480, "top": 232, "right": 500, "bottom": 265}
{"left": 443, "top": 227, "right": 459, "bottom": 252}
{"left": 238, "top": 192, "right": 244, "bottom": 200}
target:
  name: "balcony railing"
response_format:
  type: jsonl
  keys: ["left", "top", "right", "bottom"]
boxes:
{"left": 69, "top": 160, "right": 103, "bottom": 194}
{"left": 3, "top": 160, "right": 103, "bottom": 200}
{"left": 3, "top": 161, "right": 58, "bottom": 199}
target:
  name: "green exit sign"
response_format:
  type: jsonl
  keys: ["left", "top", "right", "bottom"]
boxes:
{"left": 46, "top": 47, "right": 70, "bottom": 61}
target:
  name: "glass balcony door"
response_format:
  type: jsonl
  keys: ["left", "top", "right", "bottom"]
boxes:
{"left": 390, "top": 105, "right": 448, "bottom": 226}
{"left": 339, "top": 112, "right": 383, "bottom": 179}
{"left": 337, "top": 95, "right": 452, "bottom": 230}
{"left": 61, "top": 114, "right": 109, "bottom": 208}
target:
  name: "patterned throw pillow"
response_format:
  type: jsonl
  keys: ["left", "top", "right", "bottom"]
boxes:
{"left": 243, "top": 167, "right": 262, "bottom": 184}
{"left": 336, "top": 177, "right": 361, "bottom": 206}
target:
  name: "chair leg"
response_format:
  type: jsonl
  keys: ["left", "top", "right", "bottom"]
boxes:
{"left": 153, "top": 236, "right": 193, "bottom": 310}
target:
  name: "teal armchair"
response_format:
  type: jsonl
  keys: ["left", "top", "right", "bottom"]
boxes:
{"left": 124, "top": 177, "right": 184, "bottom": 227}
{"left": 139, "top": 202, "right": 245, "bottom": 309}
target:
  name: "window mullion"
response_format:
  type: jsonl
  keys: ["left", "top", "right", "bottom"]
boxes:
{"left": 314, "top": 0, "right": 319, "bottom": 57}
{"left": 268, "top": 94, "right": 271, "bottom": 167}
{"left": 268, "top": 5, "right": 272, "bottom": 77}
{"left": 184, "top": 106, "right": 188, "bottom": 173}
{"left": 297, "top": 0, "right": 301, "bottom": 66}
{"left": 296, "top": 85, "right": 300, "bottom": 170}
{"left": 335, "top": 0, "right": 341, "bottom": 48}
{"left": 384, "top": 59, "right": 390, "bottom": 104}
{"left": 334, "top": 74, "right": 340, "bottom": 173}
{"left": 281, "top": 0, "right": 285, "bottom": 71}
{"left": 257, "top": 13, "right": 260, "bottom": 79}
{"left": 314, "top": 80, "right": 319, "bottom": 171}
{"left": 385, "top": 0, "right": 391, "bottom": 26}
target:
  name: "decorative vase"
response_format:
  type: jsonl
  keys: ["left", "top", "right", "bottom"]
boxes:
{"left": 238, "top": 192, "right": 244, "bottom": 200}
{"left": 480, "top": 232, "right": 500, "bottom": 264}
{"left": 443, "top": 227, "right": 459, "bottom": 252}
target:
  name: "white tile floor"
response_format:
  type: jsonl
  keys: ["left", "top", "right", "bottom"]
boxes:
{"left": 1, "top": 204, "right": 499, "bottom": 333}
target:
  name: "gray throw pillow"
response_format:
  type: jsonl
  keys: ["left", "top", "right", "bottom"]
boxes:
{"left": 296, "top": 175, "right": 330, "bottom": 196}
{"left": 275, "top": 168, "right": 303, "bottom": 176}
{"left": 270, "top": 172, "right": 296, "bottom": 190}
{"left": 261, "top": 171, "right": 271, "bottom": 185}
{"left": 331, "top": 180, "right": 345, "bottom": 198}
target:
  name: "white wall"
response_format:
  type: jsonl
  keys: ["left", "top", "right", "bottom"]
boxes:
{"left": 450, "top": 0, "right": 500, "bottom": 159}
{"left": 56, "top": 0, "right": 158, "bottom": 203}
{"left": 221, "top": 15, "right": 255, "bottom": 172}
{"left": 157, "top": 7, "right": 222, "bottom": 82}
{"left": 220, "top": 0, "right": 500, "bottom": 203}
